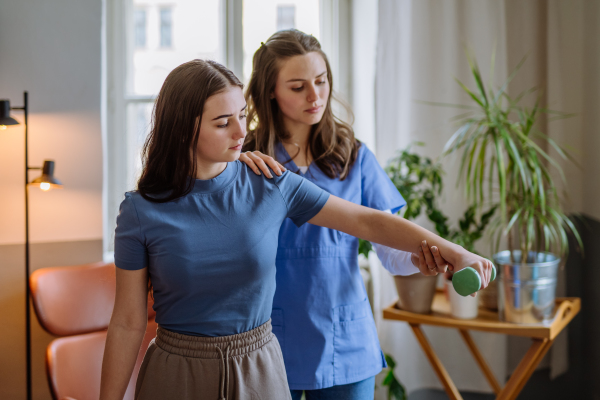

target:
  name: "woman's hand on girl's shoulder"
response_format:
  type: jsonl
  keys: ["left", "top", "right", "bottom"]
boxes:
{"left": 239, "top": 151, "right": 286, "bottom": 179}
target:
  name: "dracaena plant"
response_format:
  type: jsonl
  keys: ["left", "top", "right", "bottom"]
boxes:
{"left": 438, "top": 53, "right": 582, "bottom": 262}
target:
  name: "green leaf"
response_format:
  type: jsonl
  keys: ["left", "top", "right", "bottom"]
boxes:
{"left": 493, "top": 135, "right": 507, "bottom": 223}
{"left": 455, "top": 77, "right": 485, "bottom": 108}
{"left": 466, "top": 51, "right": 489, "bottom": 107}
{"left": 385, "top": 354, "right": 397, "bottom": 369}
{"left": 477, "top": 137, "right": 488, "bottom": 204}
{"left": 358, "top": 239, "right": 372, "bottom": 258}
{"left": 494, "top": 56, "right": 527, "bottom": 106}
{"left": 443, "top": 122, "right": 472, "bottom": 155}
{"left": 382, "top": 354, "right": 407, "bottom": 400}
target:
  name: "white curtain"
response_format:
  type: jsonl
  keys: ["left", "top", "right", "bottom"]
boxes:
{"left": 373, "top": 0, "right": 600, "bottom": 397}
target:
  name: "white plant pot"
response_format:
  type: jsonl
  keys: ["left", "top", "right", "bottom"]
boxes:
{"left": 445, "top": 278, "right": 479, "bottom": 319}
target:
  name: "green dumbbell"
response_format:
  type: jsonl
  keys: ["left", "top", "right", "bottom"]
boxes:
{"left": 452, "top": 263, "right": 496, "bottom": 297}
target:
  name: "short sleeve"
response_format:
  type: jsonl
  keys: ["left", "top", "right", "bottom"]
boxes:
{"left": 360, "top": 146, "right": 406, "bottom": 214}
{"left": 114, "top": 193, "right": 148, "bottom": 270}
{"left": 273, "top": 171, "right": 330, "bottom": 227}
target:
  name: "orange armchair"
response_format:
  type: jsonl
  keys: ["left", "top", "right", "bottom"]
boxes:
{"left": 30, "top": 262, "right": 157, "bottom": 400}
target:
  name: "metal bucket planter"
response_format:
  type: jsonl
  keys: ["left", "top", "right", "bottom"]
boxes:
{"left": 394, "top": 274, "right": 438, "bottom": 314}
{"left": 493, "top": 250, "right": 560, "bottom": 324}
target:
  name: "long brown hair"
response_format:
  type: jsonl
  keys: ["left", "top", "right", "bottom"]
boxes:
{"left": 243, "top": 29, "right": 360, "bottom": 180}
{"left": 137, "top": 59, "right": 243, "bottom": 202}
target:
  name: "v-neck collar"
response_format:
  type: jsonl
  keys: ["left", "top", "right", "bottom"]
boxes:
{"left": 276, "top": 142, "right": 310, "bottom": 176}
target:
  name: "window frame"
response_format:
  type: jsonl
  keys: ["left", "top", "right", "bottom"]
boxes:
{"left": 103, "top": 0, "right": 351, "bottom": 260}
{"left": 133, "top": 7, "right": 148, "bottom": 49}
{"left": 159, "top": 7, "right": 174, "bottom": 49}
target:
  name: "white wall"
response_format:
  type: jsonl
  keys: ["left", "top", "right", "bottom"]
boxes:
{"left": 0, "top": 0, "right": 103, "bottom": 245}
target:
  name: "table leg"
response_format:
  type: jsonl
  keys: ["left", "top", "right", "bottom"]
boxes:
{"left": 458, "top": 330, "right": 502, "bottom": 394}
{"left": 409, "top": 323, "right": 463, "bottom": 400}
{"left": 496, "top": 338, "right": 553, "bottom": 400}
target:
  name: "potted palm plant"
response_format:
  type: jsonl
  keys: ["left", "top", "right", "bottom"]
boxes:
{"left": 441, "top": 54, "right": 582, "bottom": 323}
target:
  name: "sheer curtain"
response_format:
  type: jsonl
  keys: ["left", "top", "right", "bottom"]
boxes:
{"left": 372, "top": 0, "right": 600, "bottom": 397}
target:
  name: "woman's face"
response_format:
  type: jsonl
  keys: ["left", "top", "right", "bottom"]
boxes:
{"left": 196, "top": 86, "right": 247, "bottom": 164}
{"left": 272, "top": 52, "right": 330, "bottom": 128}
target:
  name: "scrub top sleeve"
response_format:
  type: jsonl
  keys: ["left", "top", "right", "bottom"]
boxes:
{"left": 360, "top": 145, "right": 406, "bottom": 213}
{"left": 273, "top": 171, "right": 330, "bottom": 227}
{"left": 114, "top": 193, "right": 148, "bottom": 271}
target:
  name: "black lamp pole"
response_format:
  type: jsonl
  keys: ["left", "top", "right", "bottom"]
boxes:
{"left": 7, "top": 92, "right": 33, "bottom": 400}
{"left": 10, "top": 91, "right": 33, "bottom": 400}
{"left": 1, "top": 92, "right": 61, "bottom": 400}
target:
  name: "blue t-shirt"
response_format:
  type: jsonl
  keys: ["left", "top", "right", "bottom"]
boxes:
{"left": 114, "top": 161, "right": 330, "bottom": 337}
{"left": 273, "top": 143, "right": 405, "bottom": 389}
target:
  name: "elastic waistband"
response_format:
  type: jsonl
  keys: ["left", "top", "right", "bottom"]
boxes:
{"left": 155, "top": 320, "right": 273, "bottom": 359}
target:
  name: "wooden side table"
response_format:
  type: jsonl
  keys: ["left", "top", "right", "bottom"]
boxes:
{"left": 383, "top": 291, "right": 580, "bottom": 400}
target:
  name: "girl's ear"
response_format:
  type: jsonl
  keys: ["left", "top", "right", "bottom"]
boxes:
{"left": 270, "top": 92, "right": 275, "bottom": 99}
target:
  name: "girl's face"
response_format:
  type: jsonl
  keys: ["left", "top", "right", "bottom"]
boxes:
{"left": 272, "top": 52, "right": 330, "bottom": 128}
{"left": 196, "top": 86, "right": 247, "bottom": 165}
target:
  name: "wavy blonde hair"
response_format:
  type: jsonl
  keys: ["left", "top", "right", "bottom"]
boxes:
{"left": 243, "top": 29, "right": 360, "bottom": 180}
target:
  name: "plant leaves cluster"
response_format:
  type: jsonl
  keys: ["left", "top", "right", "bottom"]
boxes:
{"left": 389, "top": 145, "right": 497, "bottom": 254}
{"left": 439, "top": 52, "right": 582, "bottom": 260}
{"left": 358, "top": 144, "right": 496, "bottom": 258}
{"left": 381, "top": 353, "right": 407, "bottom": 400}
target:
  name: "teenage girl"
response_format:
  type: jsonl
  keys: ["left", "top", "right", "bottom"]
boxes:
{"left": 239, "top": 29, "right": 452, "bottom": 399}
{"left": 100, "top": 59, "right": 492, "bottom": 400}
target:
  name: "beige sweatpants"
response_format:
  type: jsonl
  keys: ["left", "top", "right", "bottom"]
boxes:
{"left": 135, "top": 320, "right": 291, "bottom": 400}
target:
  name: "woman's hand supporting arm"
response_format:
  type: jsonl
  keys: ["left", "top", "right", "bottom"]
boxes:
{"left": 100, "top": 267, "right": 150, "bottom": 400}
{"left": 372, "top": 210, "right": 450, "bottom": 276}
{"left": 308, "top": 196, "right": 493, "bottom": 289}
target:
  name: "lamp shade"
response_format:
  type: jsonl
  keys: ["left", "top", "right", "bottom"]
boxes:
{"left": 30, "top": 160, "right": 63, "bottom": 190}
{"left": 0, "top": 100, "right": 19, "bottom": 127}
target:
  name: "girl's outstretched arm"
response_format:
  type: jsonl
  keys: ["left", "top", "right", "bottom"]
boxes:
{"left": 308, "top": 196, "right": 493, "bottom": 289}
{"left": 100, "top": 267, "right": 149, "bottom": 400}
{"left": 240, "top": 152, "right": 449, "bottom": 274}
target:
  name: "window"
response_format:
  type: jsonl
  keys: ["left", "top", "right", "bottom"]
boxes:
{"left": 276, "top": 5, "right": 296, "bottom": 31}
{"left": 105, "top": 0, "right": 349, "bottom": 258}
{"left": 160, "top": 8, "right": 173, "bottom": 48}
{"left": 134, "top": 8, "right": 147, "bottom": 48}
{"left": 242, "top": 0, "right": 320, "bottom": 82}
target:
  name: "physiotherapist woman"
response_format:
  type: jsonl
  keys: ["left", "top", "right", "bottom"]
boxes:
{"left": 100, "top": 59, "right": 492, "bottom": 400}
{"left": 239, "top": 30, "right": 451, "bottom": 399}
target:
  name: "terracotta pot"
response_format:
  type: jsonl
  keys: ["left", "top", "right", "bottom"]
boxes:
{"left": 394, "top": 273, "right": 438, "bottom": 314}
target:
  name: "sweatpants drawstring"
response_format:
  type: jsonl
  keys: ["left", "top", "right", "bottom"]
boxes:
{"left": 217, "top": 344, "right": 231, "bottom": 400}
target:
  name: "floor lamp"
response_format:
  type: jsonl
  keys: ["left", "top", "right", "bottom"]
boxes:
{"left": 0, "top": 91, "right": 62, "bottom": 400}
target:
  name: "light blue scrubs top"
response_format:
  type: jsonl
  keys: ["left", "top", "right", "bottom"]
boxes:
{"left": 272, "top": 143, "right": 406, "bottom": 390}
{"left": 114, "top": 161, "right": 330, "bottom": 337}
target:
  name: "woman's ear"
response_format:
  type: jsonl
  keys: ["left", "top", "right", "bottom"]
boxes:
{"left": 270, "top": 92, "right": 275, "bottom": 99}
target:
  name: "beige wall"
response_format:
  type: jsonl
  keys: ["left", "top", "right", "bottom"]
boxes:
{"left": 0, "top": 0, "right": 103, "bottom": 245}
{"left": 545, "top": 0, "right": 600, "bottom": 221}
{"left": 0, "top": 0, "right": 104, "bottom": 398}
